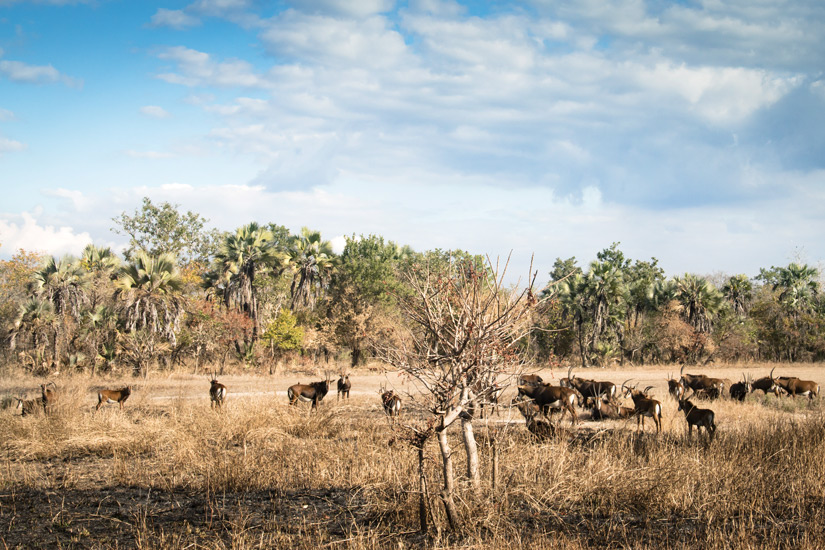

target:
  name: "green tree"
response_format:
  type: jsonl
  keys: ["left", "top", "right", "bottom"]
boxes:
{"left": 262, "top": 309, "right": 304, "bottom": 366}
{"left": 672, "top": 274, "right": 724, "bottom": 333}
{"left": 722, "top": 274, "right": 753, "bottom": 317}
{"left": 288, "top": 227, "right": 336, "bottom": 310}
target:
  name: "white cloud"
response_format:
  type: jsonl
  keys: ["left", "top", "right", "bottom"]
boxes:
{"left": 0, "top": 58, "right": 80, "bottom": 87}
{"left": 0, "top": 107, "right": 14, "bottom": 121}
{"left": 0, "top": 211, "right": 91, "bottom": 258}
{"left": 157, "top": 46, "right": 263, "bottom": 87}
{"left": 140, "top": 105, "right": 171, "bottom": 119}
{"left": 150, "top": 8, "right": 201, "bottom": 29}
{"left": 0, "top": 135, "right": 25, "bottom": 155}
{"left": 287, "top": 0, "right": 394, "bottom": 18}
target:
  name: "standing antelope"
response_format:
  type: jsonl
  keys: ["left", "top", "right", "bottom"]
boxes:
{"left": 40, "top": 382, "right": 58, "bottom": 414}
{"left": 667, "top": 373, "right": 685, "bottom": 400}
{"left": 587, "top": 396, "right": 634, "bottom": 420}
{"left": 679, "top": 366, "right": 725, "bottom": 400}
{"left": 337, "top": 374, "right": 351, "bottom": 400}
{"left": 288, "top": 374, "right": 331, "bottom": 410}
{"left": 96, "top": 386, "right": 132, "bottom": 412}
{"left": 621, "top": 381, "right": 662, "bottom": 434}
{"left": 209, "top": 373, "right": 227, "bottom": 410}
{"left": 775, "top": 375, "right": 819, "bottom": 400}
{"left": 561, "top": 366, "right": 617, "bottom": 401}
{"left": 517, "top": 383, "right": 578, "bottom": 425}
{"left": 729, "top": 373, "right": 751, "bottom": 402}
{"left": 677, "top": 392, "right": 717, "bottom": 440}
{"left": 514, "top": 397, "right": 556, "bottom": 440}
{"left": 518, "top": 374, "right": 544, "bottom": 387}
{"left": 380, "top": 386, "right": 401, "bottom": 418}
{"left": 751, "top": 368, "right": 780, "bottom": 397}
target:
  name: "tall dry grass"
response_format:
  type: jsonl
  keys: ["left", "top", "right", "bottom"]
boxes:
{"left": 1, "top": 370, "right": 824, "bottom": 548}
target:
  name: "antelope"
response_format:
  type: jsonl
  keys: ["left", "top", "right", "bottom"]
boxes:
{"left": 518, "top": 373, "right": 544, "bottom": 387}
{"left": 40, "top": 382, "right": 58, "bottom": 414}
{"left": 679, "top": 366, "right": 724, "bottom": 400}
{"left": 666, "top": 373, "right": 685, "bottom": 400}
{"left": 751, "top": 368, "right": 780, "bottom": 397}
{"left": 586, "top": 396, "right": 634, "bottom": 421}
{"left": 380, "top": 386, "right": 401, "bottom": 418}
{"left": 470, "top": 380, "right": 501, "bottom": 418}
{"left": 96, "top": 386, "right": 132, "bottom": 412}
{"left": 729, "top": 373, "right": 751, "bottom": 402}
{"left": 514, "top": 397, "right": 556, "bottom": 440}
{"left": 621, "top": 381, "right": 662, "bottom": 434}
{"left": 16, "top": 398, "right": 40, "bottom": 417}
{"left": 337, "top": 374, "right": 351, "bottom": 400}
{"left": 516, "top": 383, "right": 578, "bottom": 425}
{"left": 561, "top": 366, "right": 617, "bottom": 401}
{"left": 774, "top": 375, "right": 819, "bottom": 400}
{"left": 209, "top": 373, "right": 227, "bottom": 410}
{"left": 288, "top": 374, "right": 332, "bottom": 410}
{"left": 677, "top": 392, "right": 717, "bottom": 440}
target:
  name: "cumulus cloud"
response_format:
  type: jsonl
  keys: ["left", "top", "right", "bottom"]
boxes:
{"left": 150, "top": 8, "right": 201, "bottom": 29}
{"left": 0, "top": 135, "right": 25, "bottom": 155}
{"left": 0, "top": 57, "right": 80, "bottom": 87}
{"left": 0, "top": 211, "right": 91, "bottom": 258}
{"left": 140, "top": 105, "right": 171, "bottom": 118}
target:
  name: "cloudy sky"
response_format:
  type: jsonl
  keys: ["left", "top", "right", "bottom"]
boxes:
{"left": 1, "top": 0, "right": 823, "bottom": 284}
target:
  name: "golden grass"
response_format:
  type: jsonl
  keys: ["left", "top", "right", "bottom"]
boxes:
{"left": 1, "top": 365, "right": 824, "bottom": 548}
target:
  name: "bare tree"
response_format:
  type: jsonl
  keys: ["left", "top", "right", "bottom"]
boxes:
{"left": 374, "top": 253, "right": 535, "bottom": 529}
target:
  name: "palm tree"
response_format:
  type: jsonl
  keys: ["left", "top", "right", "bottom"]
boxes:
{"left": 208, "top": 222, "right": 284, "bottom": 339}
{"left": 10, "top": 298, "right": 56, "bottom": 370}
{"left": 288, "top": 227, "right": 336, "bottom": 310}
{"left": 557, "top": 272, "right": 590, "bottom": 367}
{"left": 584, "top": 260, "right": 627, "bottom": 351}
{"left": 672, "top": 274, "right": 724, "bottom": 333}
{"left": 773, "top": 263, "right": 819, "bottom": 315}
{"left": 722, "top": 274, "right": 753, "bottom": 316}
{"left": 80, "top": 244, "right": 121, "bottom": 308}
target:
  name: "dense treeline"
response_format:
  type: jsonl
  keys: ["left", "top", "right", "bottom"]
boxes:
{"left": 0, "top": 198, "right": 822, "bottom": 377}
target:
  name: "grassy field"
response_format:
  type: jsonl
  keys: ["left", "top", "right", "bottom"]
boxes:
{"left": 1, "top": 362, "right": 824, "bottom": 549}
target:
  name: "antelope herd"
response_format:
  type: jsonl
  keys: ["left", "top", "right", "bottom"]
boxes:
{"left": 8, "top": 366, "right": 821, "bottom": 442}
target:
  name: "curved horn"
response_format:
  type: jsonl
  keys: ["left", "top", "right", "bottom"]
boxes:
{"left": 643, "top": 385, "right": 654, "bottom": 395}
{"left": 621, "top": 379, "right": 632, "bottom": 391}
{"left": 770, "top": 367, "right": 775, "bottom": 381}
{"left": 680, "top": 364, "right": 685, "bottom": 376}
{"left": 568, "top": 365, "right": 574, "bottom": 380}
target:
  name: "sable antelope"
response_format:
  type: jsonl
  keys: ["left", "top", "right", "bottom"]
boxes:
{"left": 209, "top": 373, "right": 227, "bottom": 410}
{"left": 470, "top": 380, "right": 501, "bottom": 418}
{"left": 518, "top": 373, "right": 544, "bottom": 387}
{"left": 666, "top": 373, "right": 685, "bottom": 400}
{"left": 288, "top": 374, "right": 331, "bottom": 410}
{"left": 380, "top": 386, "right": 401, "bottom": 418}
{"left": 96, "top": 386, "right": 132, "bottom": 412}
{"left": 336, "top": 374, "right": 351, "bottom": 400}
{"left": 16, "top": 398, "right": 39, "bottom": 417}
{"left": 517, "top": 383, "right": 578, "bottom": 425}
{"left": 40, "top": 382, "right": 58, "bottom": 414}
{"left": 586, "top": 396, "right": 634, "bottom": 420}
{"left": 677, "top": 392, "right": 717, "bottom": 439}
{"left": 729, "top": 373, "right": 751, "bottom": 402}
{"left": 751, "top": 368, "right": 780, "bottom": 396}
{"left": 679, "top": 366, "right": 724, "bottom": 400}
{"left": 621, "top": 381, "right": 662, "bottom": 434}
{"left": 774, "top": 375, "right": 819, "bottom": 400}
{"left": 514, "top": 397, "right": 556, "bottom": 440}
{"left": 561, "top": 366, "right": 617, "bottom": 401}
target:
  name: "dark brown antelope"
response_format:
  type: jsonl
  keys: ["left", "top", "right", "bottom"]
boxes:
{"left": 677, "top": 392, "right": 717, "bottom": 440}
{"left": 380, "top": 386, "right": 401, "bottom": 418}
{"left": 679, "top": 366, "right": 724, "bottom": 400}
{"left": 16, "top": 398, "right": 39, "bottom": 417}
{"left": 514, "top": 397, "right": 556, "bottom": 440}
{"left": 561, "top": 366, "right": 617, "bottom": 401}
{"left": 729, "top": 373, "right": 751, "bottom": 402}
{"left": 288, "top": 374, "right": 331, "bottom": 410}
{"left": 775, "top": 375, "right": 819, "bottom": 400}
{"left": 517, "top": 383, "right": 578, "bottom": 425}
{"left": 667, "top": 373, "right": 685, "bottom": 400}
{"left": 96, "top": 386, "right": 132, "bottom": 412}
{"left": 751, "top": 368, "right": 780, "bottom": 396}
{"left": 209, "top": 373, "right": 227, "bottom": 410}
{"left": 586, "top": 396, "right": 634, "bottom": 420}
{"left": 337, "top": 374, "right": 351, "bottom": 400}
{"left": 621, "top": 381, "right": 662, "bottom": 434}
{"left": 518, "top": 373, "right": 544, "bottom": 387}
{"left": 40, "top": 382, "right": 58, "bottom": 414}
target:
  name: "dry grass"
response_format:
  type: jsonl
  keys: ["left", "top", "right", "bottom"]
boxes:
{"left": 1, "top": 364, "right": 824, "bottom": 548}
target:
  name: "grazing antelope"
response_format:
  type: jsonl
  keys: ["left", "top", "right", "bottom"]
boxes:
{"left": 96, "top": 386, "right": 132, "bottom": 412}
{"left": 380, "top": 386, "right": 401, "bottom": 418}
{"left": 16, "top": 398, "right": 40, "bottom": 417}
{"left": 209, "top": 373, "right": 227, "bottom": 410}
{"left": 337, "top": 374, "right": 351, "bottom": 400}
{"left": 621, "top": 381, "right": 662, "bottom": 434}
{"left": 751, "top": 368, "right": 780, "bottom": 396}
{"left": 288, "top": 374, "right": 331, "bottom": 410}
{"left": 677, "top": 392, "right": 717, "bottom": 440}
{"left": 729, "top": 373, "right": 751, "bottom": 402}
{"left": 561, "top": 366, "right": 617, "bottom": 401}
{"left": 517, "top": 383, "right": 578, "bottom": 425}
{"left": 679, "top": 366, "right": 724, "bottom": 400}
{"left": 667, "top": 373, "right": 685, "bottom": 400}
{"left": 514, "top": 397, "right": 556, "bottom": 440}
{"left": 775, "top": 375, "right": 819, "bottom": 400}
{"left": 518, "top": 373, "right": 544, "bottom": 387}
{"left": 40, "top": 382, "right": 58, "bottom": 414}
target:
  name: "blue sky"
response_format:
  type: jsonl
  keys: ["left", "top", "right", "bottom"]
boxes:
{"left": 1, "top": 0, "right": 824, "bottom": 285}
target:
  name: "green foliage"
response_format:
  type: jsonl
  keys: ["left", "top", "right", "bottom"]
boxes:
{"left": 262, "top": 309, "right": 304, "bottom": 353}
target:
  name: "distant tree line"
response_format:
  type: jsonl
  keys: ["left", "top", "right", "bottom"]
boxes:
{"left": 0, "top": 198, "right": 822, "bottom": 377}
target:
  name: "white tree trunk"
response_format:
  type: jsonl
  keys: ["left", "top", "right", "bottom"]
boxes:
{"left": 461, "top": 414, "right": 480, "bottom": 490}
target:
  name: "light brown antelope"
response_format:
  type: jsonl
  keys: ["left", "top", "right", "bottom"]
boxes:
{"left": 775, "top": 375, "right": 819, "bottom": 400}
{"left": 288, "top": 373, "right": 331, "bottom": 410}
{"left": 677, "top": 392, "right": 717, "bottom": 440}
{"left": 380, "top": 386, "right": 401, "bottom": 418}
{"left": 516, "top": 383, "right": 578, "bottom": 425}
{"left": 96, "top": 386, "right": 132, "bottom": 412}
{"left": 621, "top": 381, "right": 662, "bottom": 434}
{"left": 751, "top": 368, "right": 780, "bottom": 397}
{"left": 679, "top": 366, "right": 724, "bottom": 400}
{"left": 16, "top": 397, "right": 40, "bottom": 417}
{"left": 586, "top": 396, "right": 635, "bottom": 421}
{"left": 561, "top": 366, "right": 617, "bottom": 401}
{"left": 40, "top": 382, "right": 58, "bottom": 414}
{"left": 209, "top": 373, "right": 227, "bottom": 410}
{"left": 336, "top": 374, "right": 351, "bottom": 400}
{"left": 666, "top": 373, "right": 685, "bottom": 400}
{"left": 729, "top": 373, "right": 751, "bottom": 402}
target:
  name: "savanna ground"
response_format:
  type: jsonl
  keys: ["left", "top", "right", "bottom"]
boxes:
{"left": 1, "top": 362, "right": 825, "bottom": 549}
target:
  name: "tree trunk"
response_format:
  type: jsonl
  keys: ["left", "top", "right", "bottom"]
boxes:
{"left": 461, "top": 414, "right": 480, "bottom": 491}
{"left": 437, "top": 421, "right": 460, "bottom": 530}
{"left": 417, "top": 446, "right": 428, "bottom": 534}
